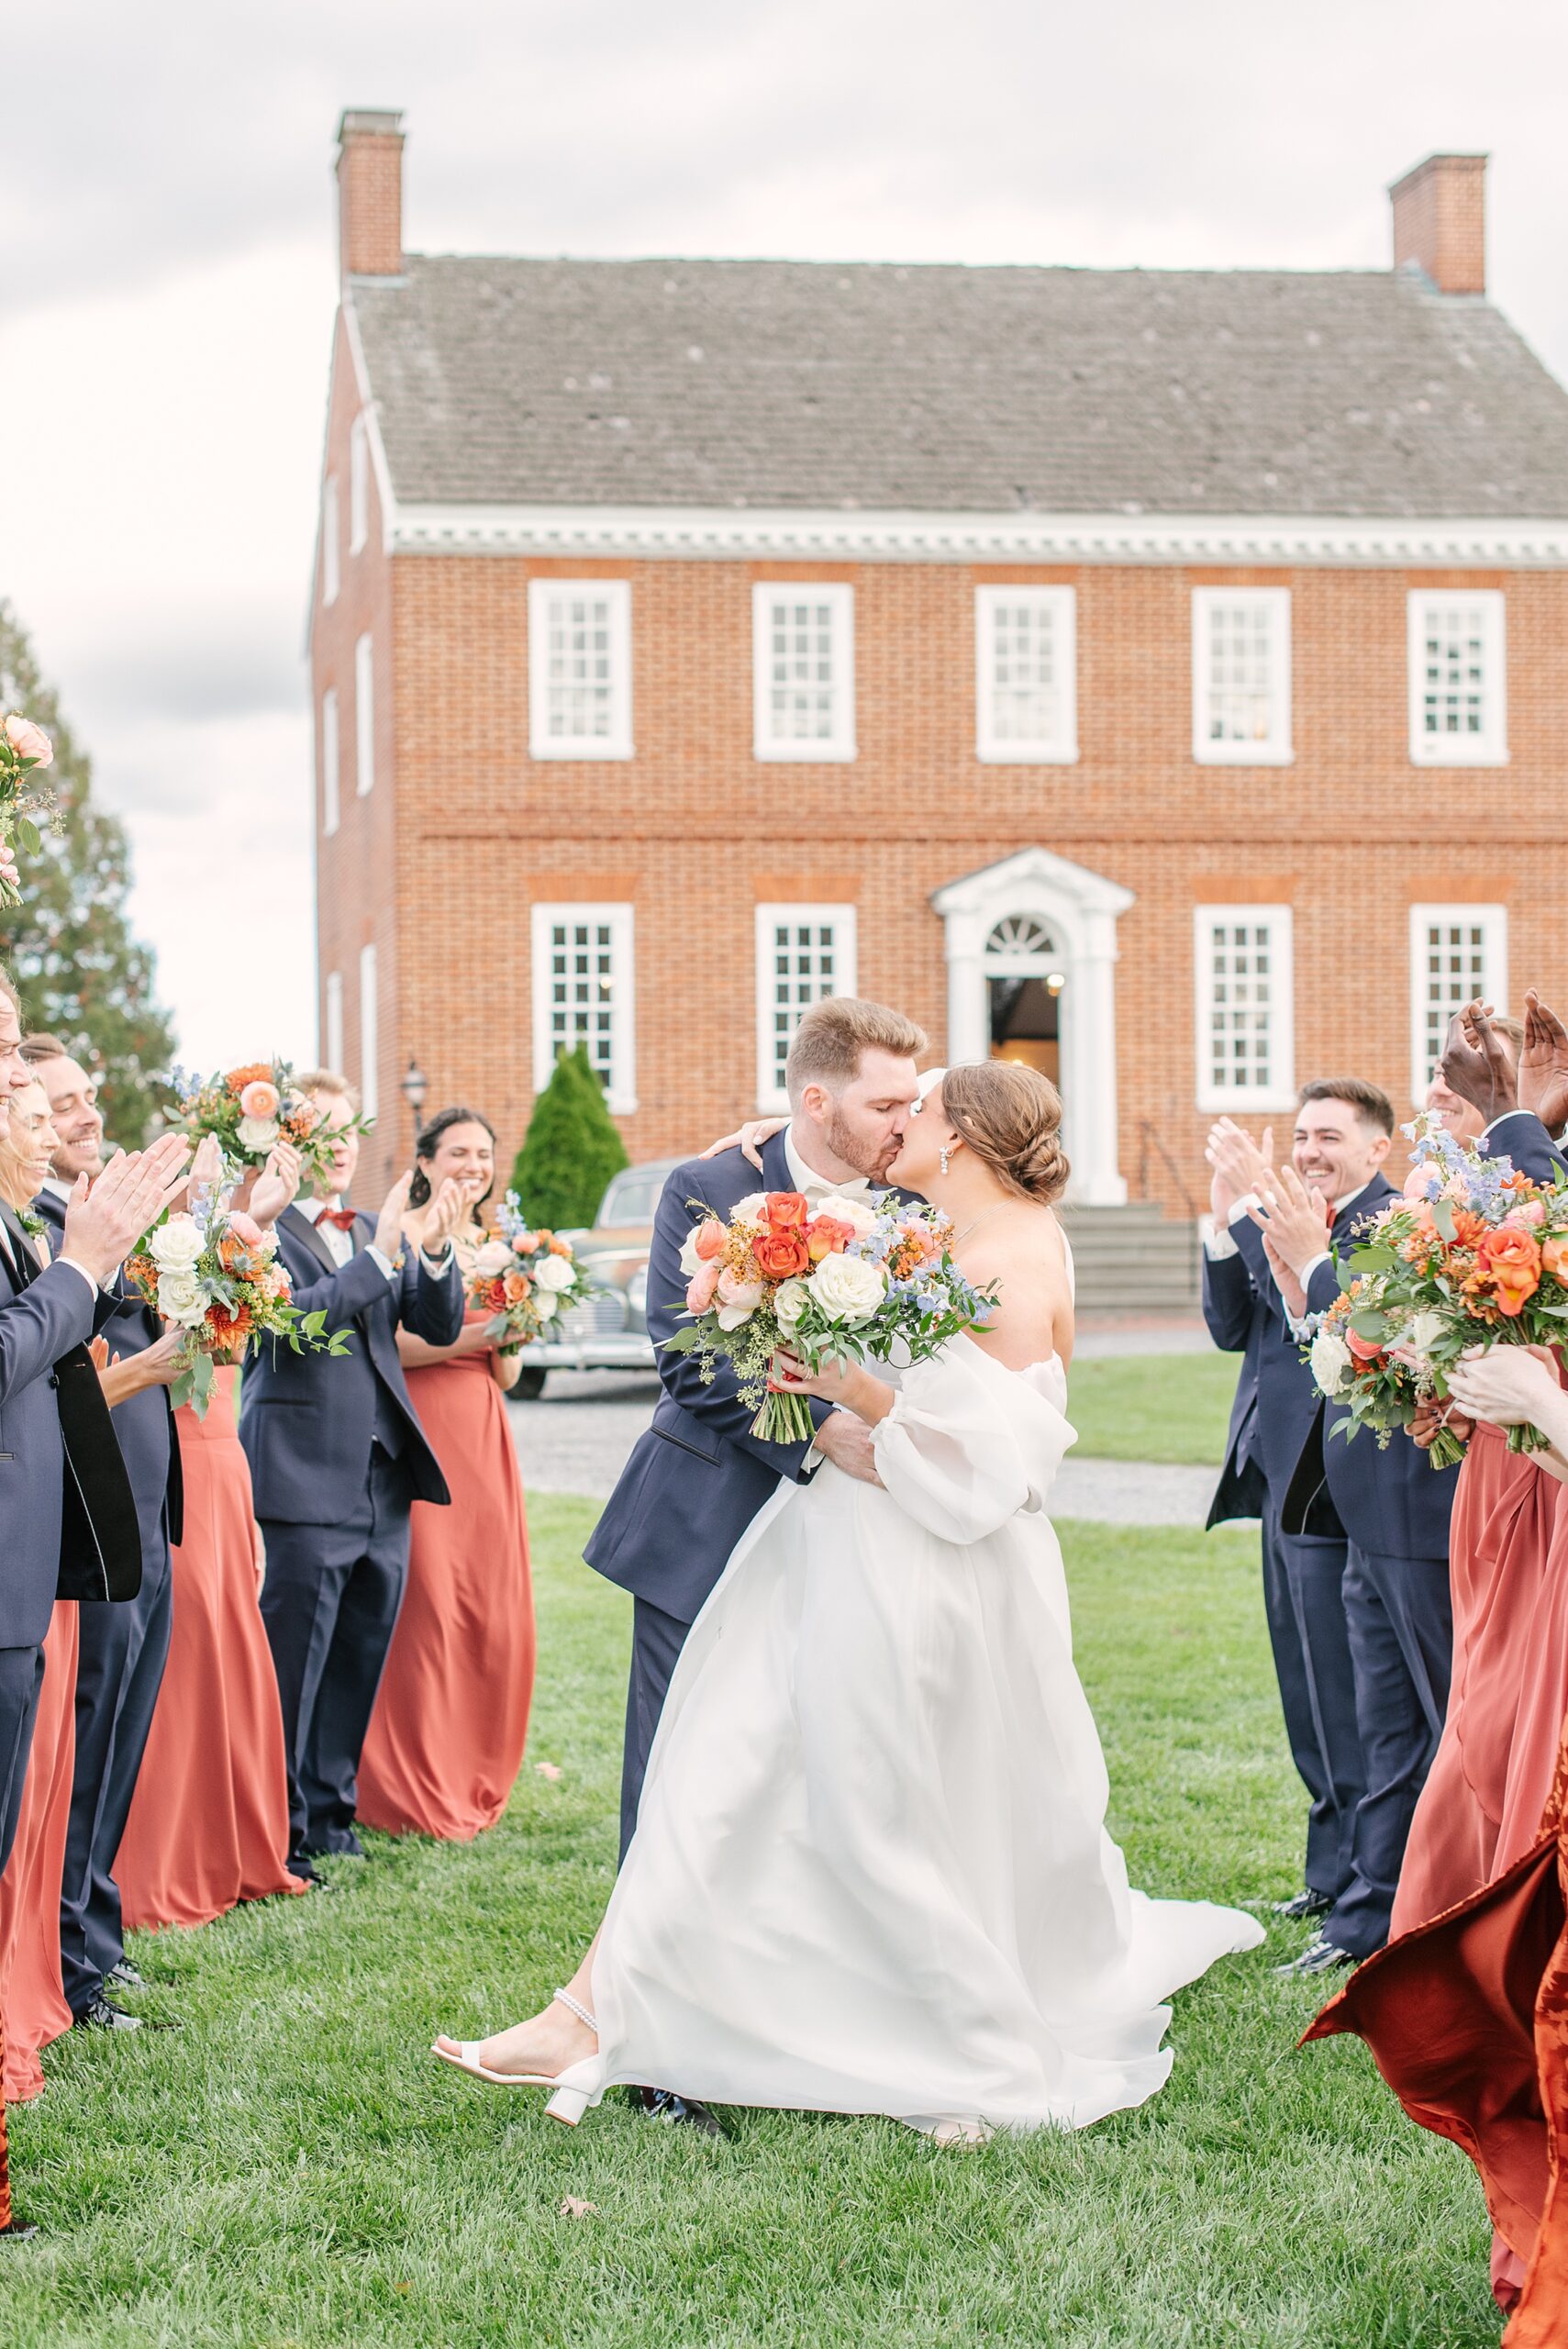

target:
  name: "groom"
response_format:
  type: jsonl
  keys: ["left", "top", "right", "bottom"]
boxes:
{"left": 585, "top": 996, "right": 926, "bottom": 2119}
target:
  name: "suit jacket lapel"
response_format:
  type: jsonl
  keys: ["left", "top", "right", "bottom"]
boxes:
{"left": 759, "top": 1130, "right": 795, "bottom": 1195}
{"left": 0, "top": 1201, "right": 39, "bottom": 1284}
{"left": 282, "top": 1201, "right": 340, "bottom": 1278}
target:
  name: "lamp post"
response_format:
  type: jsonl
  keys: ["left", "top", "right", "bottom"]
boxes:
{"left": 400, "top": 1056, "right": 428, "bottom": 1143}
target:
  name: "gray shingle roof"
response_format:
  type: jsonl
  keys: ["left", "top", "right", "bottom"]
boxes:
{"left": 350, "top": 255, "right": 1568, "bottom": 518}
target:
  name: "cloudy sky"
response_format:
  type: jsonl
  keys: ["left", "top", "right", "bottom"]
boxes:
{"left": 5, "top": 1, "right": 1567, "bottom": 1068}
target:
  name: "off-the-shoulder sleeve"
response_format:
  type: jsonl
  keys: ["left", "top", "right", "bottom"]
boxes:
{"left": 869, "top": 1345, "right": 1076, "bottom": 1545}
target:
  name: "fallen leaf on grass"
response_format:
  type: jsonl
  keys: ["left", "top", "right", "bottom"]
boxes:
{"left": 535, "top": 1763, "right": 562, "bottom": 1781}
{"left": 560, "top": 2197, "right": 599, "bottom": 2220}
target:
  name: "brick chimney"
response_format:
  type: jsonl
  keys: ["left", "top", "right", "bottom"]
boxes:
{"left": 1388, "top": 152, "right": 1487, "bottom": 296}
{"left": 336, "top": 108, "right": 405, "bottom": 280}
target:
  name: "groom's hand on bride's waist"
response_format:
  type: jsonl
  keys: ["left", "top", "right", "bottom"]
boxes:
{"left": 810, "top": 1410, "right": 883, "bottom": 1486}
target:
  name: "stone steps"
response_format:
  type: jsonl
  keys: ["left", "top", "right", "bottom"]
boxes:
{"left": 1059, "top": 1203, "right": 1201, "bottom": 1314}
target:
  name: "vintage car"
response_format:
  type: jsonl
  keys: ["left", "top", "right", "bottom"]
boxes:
{"left": 509, "top": 1157, "right": 681, "bottom": 1399}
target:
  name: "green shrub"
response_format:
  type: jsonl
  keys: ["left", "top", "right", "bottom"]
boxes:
{"left": 510, "top": 1042, "right": 628, "bottom": 1228}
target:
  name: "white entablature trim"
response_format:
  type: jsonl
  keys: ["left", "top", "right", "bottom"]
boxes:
{"left": 387, "top": 501, "right": 1568, "bottom": 570}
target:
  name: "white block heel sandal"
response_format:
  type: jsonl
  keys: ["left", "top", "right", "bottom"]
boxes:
{"left": 432, "top": 1987, "right": 598, "bottom": 2122}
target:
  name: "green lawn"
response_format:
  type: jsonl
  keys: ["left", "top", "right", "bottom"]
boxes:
{"left": 6, "top": 1496, "right": 1496, "bottom": 2347}
{"left": 1067, "top": 1350, "right": 1237, "bottom": 1465}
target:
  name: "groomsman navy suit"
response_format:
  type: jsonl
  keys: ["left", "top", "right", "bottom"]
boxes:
{"left": 1205, "top": 1169, "right": 1369, "bottom": 1920}
{"left": 1277, "top": 1171, "right": 1461, "bottom": 1965}
{"left": 35, "top": 1163, "right": 181, "bottom": 2028}
{"left": 239, "top": 1090, "right": 463, "bottom": 1875}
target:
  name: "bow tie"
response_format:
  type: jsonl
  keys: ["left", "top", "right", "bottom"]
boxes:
{"left": 317, "top": 1207, "right": 358, "bottom": 1233}
{"left": 797, "top": 1174, "right": 871, "bottom": 1205}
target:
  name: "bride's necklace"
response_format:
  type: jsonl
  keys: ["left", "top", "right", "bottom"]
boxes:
{"left": 951, "top": 1202, "right": 1007, "bottom": 1248}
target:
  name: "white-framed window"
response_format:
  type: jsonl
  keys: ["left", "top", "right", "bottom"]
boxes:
{"left": 358, "top": 943, "right": 378, "bottom": 1120}
{"left": 349, "top": 415, "right": 369, "bottom": 554}
{"left": 1194, "top": 906, "right": 1296, "bottom": 1112}
{"left": 324, "top": 970, "right": 344, "bottom": 1076}
{"left": 753, "top": 904, "right": 859, "bottom": 1113}
{"left": 530, "top": 903, "right": 637, "bottom": 1115}
{"left": 320, "top": 686, "right": 339, "bottom": 839}
{"left": 1192, "top": 588, "right": 1293, "bottom": 764}
{"left": 752, "top": 584, "right": 855, "bottom": 761}
{"left": 1408, "top": 904, "right": 1508, "bottom": 1103}
{"left": 354, "top": 634, "right": 374, "bottom": 796}
{"left": 322, "top": 475, "right": 339, "bottom": 607}
{"left": 1407, "top": 591, "right": 1507, "bottom": 764}
{"left": 974, "top": 586, "right": 1077, "bottom": 763}
{"left": 527, "top": 580, "right": 633, "bottom": 758}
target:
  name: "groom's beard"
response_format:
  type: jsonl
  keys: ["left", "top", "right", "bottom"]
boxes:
{"left": 824, "top": 1104, "right": 899, "bottom": 1184}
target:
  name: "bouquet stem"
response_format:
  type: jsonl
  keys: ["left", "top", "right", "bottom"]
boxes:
{"left": 1424, "top": 1425, "right": 1468, "bottom": 1471}
{"left": 750, "top": 1387, "right": 817, "bottom": 1447}
{"left": 1507, "top": 1421, "right": 1554, "bottom": 1456}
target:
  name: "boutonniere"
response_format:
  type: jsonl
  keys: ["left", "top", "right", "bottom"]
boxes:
{"left": 17, "top": 1208, "right": 45, "bottom": 1242}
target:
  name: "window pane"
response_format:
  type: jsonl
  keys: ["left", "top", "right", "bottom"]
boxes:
{"left": 1207, "top": 920, "right": 1276, "bottom": 1094}
{"left": 1206, "top": 602, "right": 1276, "bottom": 745}
{"left": 766, "top": 598, "right": 837, "bottom": 740}
{"left": 546, "top": 592, "right": 615, "bottom": 740}
{"left": 989, "top": 600, "right": 1058, "bottom": 743}
{"left": 765, "top": 915, "right": 842, "bottom": 1091}
{"left": 548, "top": 918, "right": 619, "bottom": 1089}
{"left": 1417, "top": 917, "right": 1492, "bottom": 1085}
{"left": 1420, "top": 607, "right": 1488, "bottom": 740}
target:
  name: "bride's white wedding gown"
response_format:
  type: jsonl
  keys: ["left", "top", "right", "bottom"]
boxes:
{"left": 550, "top": 1334, "right": 1263, "bottom": 2132}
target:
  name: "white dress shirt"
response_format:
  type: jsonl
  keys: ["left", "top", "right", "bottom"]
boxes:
{"left": 783, "top": 1130, "right": 872, "bottom": 1206}
{"left": 302, "top": 1195, "right": 454, "bottom": 1284}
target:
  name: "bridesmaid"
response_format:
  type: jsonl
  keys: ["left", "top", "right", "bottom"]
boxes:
{"left": 357, "top": 1108, "right": 534, "bottom": 1841}
{"left": 112, "top": 1141, "right": 307, "bottom": 1929}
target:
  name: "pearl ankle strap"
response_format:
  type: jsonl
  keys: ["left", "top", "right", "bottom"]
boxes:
{"left": 553, "top": 1987, "right": 598, "bottom": 2034}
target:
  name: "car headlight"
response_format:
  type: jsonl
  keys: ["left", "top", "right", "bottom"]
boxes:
{"left": 626, "top": 1265, "right": 648, "bottom": 1314}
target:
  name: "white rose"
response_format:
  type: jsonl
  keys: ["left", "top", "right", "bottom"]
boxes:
{"left": 815, "top": 1192, "right": 878, "bottom": 1238}
{"left": 149, "top": 1215, "right": 204, "bottom": 1275}
{"left": 237, "top": 1115, "right": 280, "bottom": 1152}
{"left": 1407, "top": 1310, "right": 1448, "bottom": 1354}
{"left": 158, "top": 1275, "right": 208, "bottom": 1330}
{"left": 808, "top": 1252, "right": 888, "bottom": 1326}
{"left": 732, "top": 1192, "right": 771, "bottom": 1224}
{"left": 678, "top": 1228, "right": 709, "bottom": 1276}
{"left": 473, "top": 1239, "right": 513, "bottom": 1277}
{"left": 532, "top": 1289, "right": 558, "bottom": 1321}
{"left": 774, "top": 1275, "right": 811, "bottom": 1333}
{"left": 1309, "top": 1329, "right": 1354, "bottom": 1399}
{"left": 533, "top": 1253, "right": 575, "bottom": 1293}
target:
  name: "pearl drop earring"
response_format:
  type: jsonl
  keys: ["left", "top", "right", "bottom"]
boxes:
{"left": 940, "top": 1146, "right": 951, "bottom": 1178}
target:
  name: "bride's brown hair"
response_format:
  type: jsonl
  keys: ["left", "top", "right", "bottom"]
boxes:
{"left": 940, "top": 1062, "right": 1070, "bottom": 1205}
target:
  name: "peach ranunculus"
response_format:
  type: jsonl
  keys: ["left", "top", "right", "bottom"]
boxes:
{"left": 1344, "top": 1328, "right": 1387, "bottom": 1365}
{"left": 685, "top": 1259, "right": 722, "bottom": 1314}
{"left": 238, "top": 1079, "right": 282, "bottom": 1122}
{"left": 503, "top": 1271, "right": 530, "bottom": 1304}
{"left": 693, "top": 1219, "right": 728, "bottom": 1263}
{"left": 763, "top": 1191, "right": 809, "bottom": 1230}
{"left": 1517, "top": 1198, "right": 1548, "bottom": 1227}
{"left": 1478, "top": 1224, "right": 1543, "bottom": 1318}
{"left": 1402, "top": 1163, "right": 1441, "bottom": 1200}
{"left": 2, "top": 714, "right": 52, "bottom": 767}
{"left": 805, "top": 1214, "right": 855, "bottom": 1263}
{"left": 753, "top": 1229, "right": 812, "bottom": 1281}
{"left": 1541, "top": 1232, "right": 1568, "bottom": 1284}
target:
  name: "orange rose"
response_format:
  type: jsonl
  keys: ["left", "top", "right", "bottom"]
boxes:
{"left": 1542, "top": 1232, "right": 1568, "bottom": 1285}
{"left": 503, "top": 1271, "right": 530, "bottom": 1304}
{"left": 763, "top": 1191, "right": 809, "bottom": 1229}
{"left": 753, "top": 1229, "right": 812, "bottom": 1280}
{"left": 805, "top": 1214, "right": 854, "bottom": 1262}
{"left": 1344, "top": 1329, "right": 1385, "bottom": 1365}
{"left": 694, "top": 1219, "right": 727, "bottom": 1263}
{"left": 549, "top": 1237, "right": 572, "bottom": 1258}
{"left": 1477, "top": 1224, "right": 1542, "bottom": 1319}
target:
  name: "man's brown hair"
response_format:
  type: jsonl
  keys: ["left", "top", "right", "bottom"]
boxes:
{"left": 1297, "top": 1076, "right": 1396, "bottom": 1138}
{"left": 297, "top": 1068, "right": 362, "bottom": 1116}
{"left": 18, "top": 1032, "right": 70, "bottom": 1065}
{"left": 0, "top": 968, "right": 18, "bottom": 1018}
{"left": 784, "top": 998, "right": 928, "bottom": 1104}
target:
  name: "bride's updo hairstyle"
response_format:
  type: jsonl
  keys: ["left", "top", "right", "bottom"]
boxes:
{"left": 940, "top": 1062, "right": 1070, "bottom": 1205}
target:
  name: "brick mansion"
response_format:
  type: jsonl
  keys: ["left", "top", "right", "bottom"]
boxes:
{"left": 311, "top": 117, "right": 1568, "bottom": 1215}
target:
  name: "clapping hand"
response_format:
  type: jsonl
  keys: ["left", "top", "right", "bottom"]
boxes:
{"left": 373, "top": 1172, "right": 414, "bottom": 1262}
{"left": 1519, "top": 991, "right": 1568, "bottom": 1138}
{"left": 1247, "top": 1163, "right": 1332, "bottom": 1280}
{"left": 417, "top": 1174, "right": 471, "bottom": 1253}
{"left": 1205, "top": 1118, "right": 1273, "bottom": 1224}
{"left": 250, "top": 1140, "right": 304, "bottom": 1229}
{"left": 61, "top": 1131, "right": 194, "bottom": 1286}
{"left": 1440, "top": 999, "right": 1518, "bottom": 1126}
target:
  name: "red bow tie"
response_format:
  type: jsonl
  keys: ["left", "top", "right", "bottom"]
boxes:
{"left": 318, "top": 1207, "right": 358, "bottom": 1233}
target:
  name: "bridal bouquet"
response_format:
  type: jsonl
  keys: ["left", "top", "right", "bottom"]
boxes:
{"left": 0, "top": 711, "right": 53, "bottom": 907}
{"left": 128, "top": 1204, "right": 351, "bottom": 1417}
{"left": 663, "top": 1188, "right": 998, "bottom": 1443}
{"left": 168, "top": 1059, "right": 361, "bottom": 1182}
{"left": 465, "top": 1192, "right": 594, "bottom": 1348}
{"left": 1306, "top": 1113, "right": 1568, "bottom": 1464}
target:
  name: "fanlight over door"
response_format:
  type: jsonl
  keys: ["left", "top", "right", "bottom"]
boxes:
{"left": 984, "top": 915, "right": 1063, "bottom": 1088}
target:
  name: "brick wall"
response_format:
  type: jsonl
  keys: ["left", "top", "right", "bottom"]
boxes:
{"left": 312, "top": 381, "right": 1568, "bottom": 1214}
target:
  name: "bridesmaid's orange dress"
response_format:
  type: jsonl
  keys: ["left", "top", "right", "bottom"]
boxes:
{"left": 357, "top": 1336, "right": 534, "bottom": 1840}
{"left": 113, "top": 1370, "right": 301, "bottom": 1930}
{"left": 1392, "top": 1421, "right": 1558, "bottom": 1936}
{"left": 0, "top": 1603, "right": 78, "bottom": 2101}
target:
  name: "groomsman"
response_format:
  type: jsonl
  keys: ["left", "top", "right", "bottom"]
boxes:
{"left": 239, "top": 1071, "right": 466, "bottom": 1879}
{"left": 1255, "top": 1079, "right": 1473, "bottom": 1973}
{"left": 1204, "top": 1108, "right": 1362, "bottom": 1924}
{"left": 23, "top": 1035, "right": 183, "bottom": 2030}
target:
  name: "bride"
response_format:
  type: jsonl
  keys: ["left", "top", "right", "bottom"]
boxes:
{"left": 434, "top": 1060, "right": 1262, "bottom": 2138}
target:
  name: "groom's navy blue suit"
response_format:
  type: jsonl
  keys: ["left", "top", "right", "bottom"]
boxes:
{"left": 1282, "top": 1172, "right": 1459, "bottom": 1957}
{"left": 239, "top": 1203, "right": 462, "bottom": 1858}
{"left": 588, "top": 1130, "right": 916, "bottom": 1857}
{"left": 36, "top": 1185, "right": 182, "bottom": 2017}
{"left": 1479, "top": 1108, "right": 1568, "bottom": 1184}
